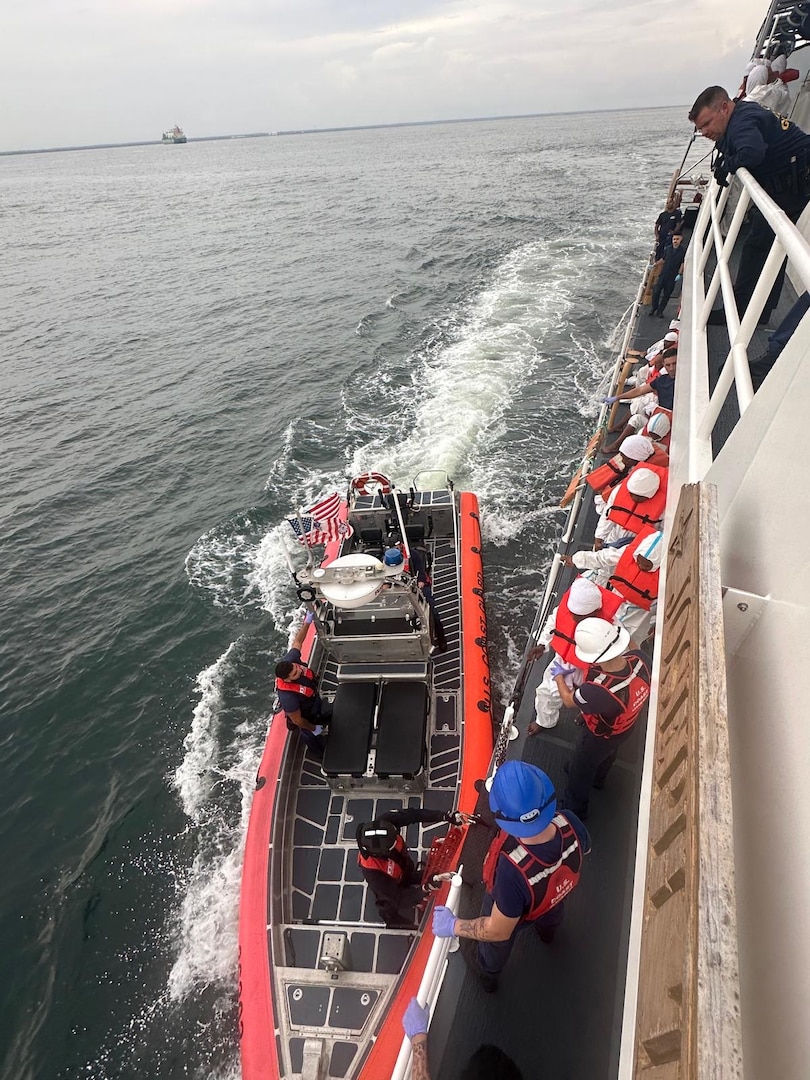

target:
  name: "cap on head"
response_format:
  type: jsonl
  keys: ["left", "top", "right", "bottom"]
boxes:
{"left": 627, "top": 467, "right": 661, "bottom": 498}
{"left": 574, "top": 617, "right": 631, "bottom": 663}
{"left": 356, "top": 819, "right": 399, "bottom": 856}
{"left": 566, "top": 577, "right": 602, "bottom": 616}
{"left": 634, "top": 530, "right": 664, "bottom": 570}
{"left": 489, "top": 761, "right": 557, "bottom": 837}
{"left": 619, "top": 434, "right": 654, "bottom": 462}
{"left": 383, "top": 546, "right": 404, "bottom": 567}
{"left": 645, "top": 413, "right": 671, "bottom": 439}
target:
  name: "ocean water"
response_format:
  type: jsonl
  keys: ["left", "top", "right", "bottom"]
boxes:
{"left": 1, "top": 107, "right": 690, "bottom": 1080}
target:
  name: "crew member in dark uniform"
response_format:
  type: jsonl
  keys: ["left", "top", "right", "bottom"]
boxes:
{"left": 431, "top": 761, "right": 590, "bottom": 992}
{"left": 274, "top": 613, "right": 331, "bottom": 757}
{"left": 689, "top": 85, "right": 810, "bottom": 322}
{"left": 356, "top": 807, "right": 469, "bottom": 928}
{"left": 556, "top": 617, "right": 652, "bottom": 820}
{"left": 384, "top": 540, "right": 448, "bottom": 652}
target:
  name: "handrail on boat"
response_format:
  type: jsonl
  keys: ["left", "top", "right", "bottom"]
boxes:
{"left": 390, "top": 869, "right": 464, "bottom": 1080}
{"left": 683, "top": 165, "right": 810, "bottom": 482}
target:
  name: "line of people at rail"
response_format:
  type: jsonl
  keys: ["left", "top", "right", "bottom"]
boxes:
{"left": 389, "top": 325, "right": 680, "bottom": 1076}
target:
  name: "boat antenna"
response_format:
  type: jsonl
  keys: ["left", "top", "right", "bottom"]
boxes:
{"left": 390, "top": 484, "right": 410, "bottom": 564}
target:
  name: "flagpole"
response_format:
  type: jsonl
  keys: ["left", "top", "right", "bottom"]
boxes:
{"left": 296, "top": 508, "right": 315, "bottom": 570}
{"left": 390, "top": 484, "right": 411, "bottom": 565}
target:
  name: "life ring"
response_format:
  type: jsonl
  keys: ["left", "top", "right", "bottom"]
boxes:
{"left": 351, "top": 471, "right": 392, "bottom": 496}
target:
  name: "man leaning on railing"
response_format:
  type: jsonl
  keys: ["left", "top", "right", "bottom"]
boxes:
{"left": 689, "top": 85, "right": 810, "bottom": 324}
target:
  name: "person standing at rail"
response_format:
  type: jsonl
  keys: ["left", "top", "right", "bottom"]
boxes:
{"left": 689, "top": 85, "right": 810, "bottom": 323}
{"left": 431, "top": 762, "right": 590, "bottom": 991}
{"left": 557, "top": 618, "right": 652, "bottom": 820}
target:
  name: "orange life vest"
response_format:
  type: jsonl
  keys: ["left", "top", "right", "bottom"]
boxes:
{"left": 275, "top": 667, "right": 316, "bottom": 698}
{"left": 580, "top": 653, "right": 651, "bottom": 737}
{"left": 551, "top": 587, "right": 624, "bottom": 668}
{"left": 585, "top": 454, "right": 630, "bottom": 496}
{"left": 608, "top": 527, "right": 661, "bottom": 610}
{"left": 482, "top": 815, "right": 583, "bottom": 921}
{"left": 606, "top": 464, "right": 668, "bottom": 534}
{"left": 357, "top": 833, "right": 409, "bottom": 882}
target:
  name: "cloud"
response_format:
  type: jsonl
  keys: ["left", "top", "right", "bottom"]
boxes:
{"left": 0, "top": 0, "right": 773, "bottom": 150}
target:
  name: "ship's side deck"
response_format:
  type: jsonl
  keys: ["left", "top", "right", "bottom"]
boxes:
{"left": 432, "top": 211, "right": 802, "bottom": 1078}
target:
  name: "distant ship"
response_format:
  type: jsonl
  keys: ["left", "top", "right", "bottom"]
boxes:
{"left": 162, "top": 125, "right": 187, "bottom": 144}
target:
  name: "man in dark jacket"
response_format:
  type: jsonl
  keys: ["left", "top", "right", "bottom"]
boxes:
{"left": 651, "top": 234, "right": 685, "bottom": 317}
{"left": 689, "top": 86, "right": 810, "bottom": 321}
{"left": 356, "top": 807, "right": 469, "bottom": 928}
{"left": 274, "top": 613, "right": 331, "bottom": 756}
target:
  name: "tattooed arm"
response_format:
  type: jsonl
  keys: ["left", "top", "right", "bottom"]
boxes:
{"left": 410, "top": 1035, "right": 431, "bottom": 1080}
{"left": 454, "top": 902, "right": 519, "bottom": 943}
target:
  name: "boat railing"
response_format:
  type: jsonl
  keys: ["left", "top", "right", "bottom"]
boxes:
{"left": 390, "top": 869, "right": 464, "bottom": 1080}
{"left": 678, "top": 165, "right": 810, "bottom": 488}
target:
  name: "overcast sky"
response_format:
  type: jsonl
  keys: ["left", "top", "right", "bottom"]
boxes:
{"left": 1, "top": 0, "right": 770, "bottom": 151}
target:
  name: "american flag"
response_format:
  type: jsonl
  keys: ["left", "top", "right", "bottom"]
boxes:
{"left": 287, "top": 516, "right": 354, "bottom": 546}
{"left": 286, "top": 492, "right": 351, "bottom": 545}
{"left": 303, "top": 491, "right": 342, "bottom": 520}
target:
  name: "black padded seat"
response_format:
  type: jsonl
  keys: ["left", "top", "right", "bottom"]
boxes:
{"left": 404, "top": 524, "right": 426, "bottom": 542}
{"left": 322, "top": 682, "right": 377, "bottom": 776}
{"left": 375, "top": 682, "right": 428, "bottom": 777}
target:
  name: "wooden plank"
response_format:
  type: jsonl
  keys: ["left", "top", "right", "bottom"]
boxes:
{"left": 633, "top": 483, "right": 743, "bottom": 1078}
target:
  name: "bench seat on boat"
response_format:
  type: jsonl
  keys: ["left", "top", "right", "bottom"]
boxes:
{"left": 374, "top": 682, "right": 428, "bottom": 778}
{"left": 322, "top": 682, "right": 377, "bottom": 777}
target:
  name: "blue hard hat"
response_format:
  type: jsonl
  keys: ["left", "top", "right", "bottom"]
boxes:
{"left": 383, "top": 547, "right": 404, "bottom": 566}
{"left": 489, "top": 761, "right": 557, "bottom": 837}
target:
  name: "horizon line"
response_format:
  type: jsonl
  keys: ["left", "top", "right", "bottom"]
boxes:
{"left": 0, "top": 104, "right": 686, "bottom": 158}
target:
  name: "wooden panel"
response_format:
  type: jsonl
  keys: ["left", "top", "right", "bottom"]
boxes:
{"left": 634, "top": 483, "right": 743, "bottom": 1078}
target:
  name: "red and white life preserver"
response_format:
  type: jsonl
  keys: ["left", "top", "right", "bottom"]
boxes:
{"left": 351, "top": 471, "right": 393, "bottom": 496}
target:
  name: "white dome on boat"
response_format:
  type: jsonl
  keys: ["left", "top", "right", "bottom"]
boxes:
{"left": 317, "top": 553, "right": 386, "bottom": 609}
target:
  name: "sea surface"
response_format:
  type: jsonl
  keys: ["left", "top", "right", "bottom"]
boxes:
{"left": 1, "top": 107, "right": 690, "bottom": 1080}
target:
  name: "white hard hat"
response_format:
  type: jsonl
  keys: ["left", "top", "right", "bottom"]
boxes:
{"left": 574, "top": 617, "right": 631, "bottom": 664}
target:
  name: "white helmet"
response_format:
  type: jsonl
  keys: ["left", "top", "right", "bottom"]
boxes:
{"left": 574, "top": 617, "right": 631, "bottom": 664}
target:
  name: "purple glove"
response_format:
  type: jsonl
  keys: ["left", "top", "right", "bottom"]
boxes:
{"left": 311, "top": 725, "right": 324, "bottom": 737}
{"left": 432, "top": 905, "right": 458, "bottom": 938}
{"left": 304, "top": 611, "right": 315, "bottom": 624}
{"left": 548, "top": 659, "right": 570, "bottom": 679}
{"left": 402, "top": 997, "right": 430, "bottom": 1040}
{"left": 602, "top": 395, "right": 619, "bottom": 405}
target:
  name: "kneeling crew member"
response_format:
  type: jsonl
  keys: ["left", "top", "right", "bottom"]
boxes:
{"left": 432, "top": 761, "right": 590, "bottom": 991}
{"left": 357, "top": 807, "right": 470, "bottom": 929}
{"left": 274, "top": 612, "right": 331, "bottom": 757}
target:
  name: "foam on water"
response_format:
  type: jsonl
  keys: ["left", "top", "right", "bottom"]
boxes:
{"left": 173, "top": 643, "right": 239, "bottom": 821}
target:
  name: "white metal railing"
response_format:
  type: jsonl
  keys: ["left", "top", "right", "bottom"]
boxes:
{"left": 390, "top": 869, "right": 463, "bottom": 1080}
{"left": 684, "top": 166, "right": 810, "bottom": 480}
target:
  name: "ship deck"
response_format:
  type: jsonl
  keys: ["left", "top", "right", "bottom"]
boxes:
{"left": 431, "top": 220, "right": 800, "bottom": 1079}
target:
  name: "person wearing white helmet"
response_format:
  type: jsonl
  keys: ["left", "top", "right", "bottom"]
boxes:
{"left": 526, "top": 576, "right": 623, "bottom": 734}
{"left": 553, "top": 617, "right": 651, "bottom": 820}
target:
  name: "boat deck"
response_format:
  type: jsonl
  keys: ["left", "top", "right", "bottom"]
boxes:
{"left": 269, "top": 530, "right": 467, "bottom": 1078}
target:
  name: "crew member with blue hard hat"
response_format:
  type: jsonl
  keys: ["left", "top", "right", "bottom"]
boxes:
{"left": 431, "top": 761, "right": 590, "bottom": 992}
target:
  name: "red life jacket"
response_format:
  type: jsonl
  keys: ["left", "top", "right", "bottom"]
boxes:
{"left": 482, "top": 815, "right": 583, "bottom": 921}
{"left": 608, "top": 526, "right": 660, "bottom": 610}
{"left": 580, "top": 654, "right": 651, "bottom": 737}
{"left": 606, "top": 463, "right": 668, "bottom": 534}
{"left": 585, "top": 454, "right": 629, "bottom": 497}
{"left": 551, "top": 587, "right": 624, "bottom": 667}
{"left": 275, "top": 667, "right": 316, "bottom": 698}
{"left": 357, "top": 833, "right": 409, "bottom": 882}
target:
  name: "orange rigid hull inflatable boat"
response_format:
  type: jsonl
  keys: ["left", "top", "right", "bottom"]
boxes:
{"left": 239, "top": 472, "right": 493, "bottom": 1079}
